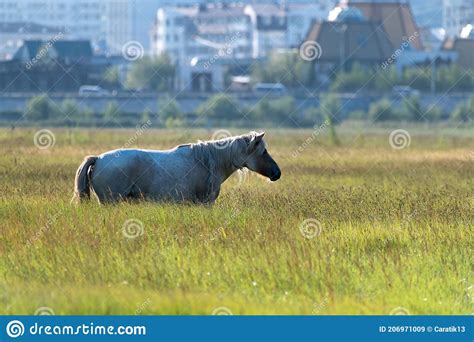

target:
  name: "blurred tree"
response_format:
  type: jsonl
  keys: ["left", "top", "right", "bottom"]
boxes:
{"left": 437, "top": 65, "right": 473, "bottom": 92}
{"left": 196, "top": 94, "right": 240, "bottom": 119}
{"left": 251, "top": 51, "right": 313, "bottom": 87}
{"left": 368, "top": 98, "right": 397, "bottom": 122}
{"left": 330, "top": 63, "right": 374, "bottom": 92}
{"left": 25, "top": 95, "right": 58, "bottom": 120}
{"left": 61, "top": 99, "right": 80, "bottom": 119}
{"left": 102, "top": 66, "right": 122, "bottom": 90}
{"left": 103, "top": 101, "right": 122, "bottom": 120}
{"left": 126, "top": 55, "right": 175, "bottom": 92}
{"left": 451, "top": 97, "right": 474, "bottom": 122}
{"left": 402, "top": 95, "right": 423, "bottom": 121}
{"left": 319, "top": 93, "right": 341, "bottom": 119}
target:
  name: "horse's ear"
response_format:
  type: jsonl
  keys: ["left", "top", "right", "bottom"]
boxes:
{"left": 248, "top": 132, "right": 265, "bottom": 151}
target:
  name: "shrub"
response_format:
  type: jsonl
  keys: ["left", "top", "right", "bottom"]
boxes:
{"left": 197, "top": 94, "right": 241, "bottom": 119}
{"left": 368, "top": 98, "right": 397, "bottom": 122}
{"left": 451, "top": 98, "right": 474, "bottom": 122}
{"left": 25, "top": 95, "right": 58, "bottom": 120}
{"left": 402, "top": 95, "right": 423, "bottom": 121}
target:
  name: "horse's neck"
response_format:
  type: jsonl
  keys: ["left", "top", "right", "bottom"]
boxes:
{"left": 212, "top": 144, "right": 239, "bottom": 182}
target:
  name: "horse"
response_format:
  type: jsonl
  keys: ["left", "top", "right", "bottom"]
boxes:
{"left": 72, "top": 131, "right": 281, "bottom": 204}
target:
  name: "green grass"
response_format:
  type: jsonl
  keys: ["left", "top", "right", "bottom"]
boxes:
{"left": 0, "top": 127, "right": 472, "bottom": 315}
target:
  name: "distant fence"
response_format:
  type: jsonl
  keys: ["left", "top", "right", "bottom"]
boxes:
{"left": 0, "top": 92, "right": 472, "bottom": 119}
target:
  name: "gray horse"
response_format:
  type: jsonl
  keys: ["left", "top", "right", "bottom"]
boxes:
{"left": 72, "top": 131, "right": 281, "bottom": 204}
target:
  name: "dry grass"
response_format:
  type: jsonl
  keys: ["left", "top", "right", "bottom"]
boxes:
{"left": 0, "top": 127, "right": 472, "bottom": 315}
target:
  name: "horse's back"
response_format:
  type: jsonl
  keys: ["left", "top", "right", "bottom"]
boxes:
{"left": 91, "top": 147, "right": 198, "bottom": 202}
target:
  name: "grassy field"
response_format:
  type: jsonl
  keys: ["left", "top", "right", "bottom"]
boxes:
{"left": 0, "top": 126, "right": 472, "bottom": 315}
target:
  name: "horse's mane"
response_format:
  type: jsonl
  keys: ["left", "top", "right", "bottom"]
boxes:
{"left": 189, "top": 132, "right": 260, "bottom": 200}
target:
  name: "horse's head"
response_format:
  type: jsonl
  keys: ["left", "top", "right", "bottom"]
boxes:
{"left": 242, "top": 132, "right": 281, "bottom": 182}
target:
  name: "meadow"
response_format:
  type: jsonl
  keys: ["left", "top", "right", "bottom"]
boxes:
{"left": 0, "top": 126, "right": 472, "bottom": 315}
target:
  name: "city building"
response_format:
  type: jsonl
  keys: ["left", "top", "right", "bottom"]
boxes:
{"left": 0, "top": 22, "right": 66, "bottom": 60}
{"left": 151, "top": 2, "right": 332, "bottom": 91}
{"left": 0, "top": 0, "right": 106, "bottom": 50}
{"left": 338, "top": 0, "right": 424, "bottom": 50}
{"left": 244, "top": 4, "right": 287, "bottom": 58}
{"left": 286, "top": 1, "right": 333, "bottom": 48}
{"left": 306, "top": 8, "right": 394, "bottom": 82}
{"left": 443, "top": 0, "right": 474, "bottom": 37}
{"left": 0, "top": 39, "right": 110, "bottom": 92}
{"left": 0, "top": 0, "right": 162, "bottom": 55}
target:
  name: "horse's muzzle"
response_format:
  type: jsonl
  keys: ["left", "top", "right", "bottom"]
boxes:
{"left": 270, "top": 168, "right": 281, "bottom": 181}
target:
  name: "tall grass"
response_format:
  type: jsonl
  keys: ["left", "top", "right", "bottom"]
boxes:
{"left": 0, "top": 127, "right": 472, "bottom": 314}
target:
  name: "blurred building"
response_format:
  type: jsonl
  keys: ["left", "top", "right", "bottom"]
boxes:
{"left": 0, "top": 22, "right": 66, "bottom": 60}
{"left": 307, "top": 7, "right": 394, "bottom": 77}
{"left": 0, "top": 0, "right": 163, "bottom": 55}
{"left": 443, "top": 0, "right": 474, "bottom": 37}
{"left": 151, "top": 2, "right": 331, "bottom": 91}
{"left": 0, "top": 40, "right": 110, "bottom": 92}
{"left": 442, "top": 25, "right": 474, "bottom": 70}
{"left": 0, "top": 0, "right": 106, "bottom": 50}
{"left": 339, "top": 0, "right": 424, "bottom": 50}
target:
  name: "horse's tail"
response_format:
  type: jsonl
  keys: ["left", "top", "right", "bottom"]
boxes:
{"left": 72, "top": 155, "right": 98, "bottom": 203}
